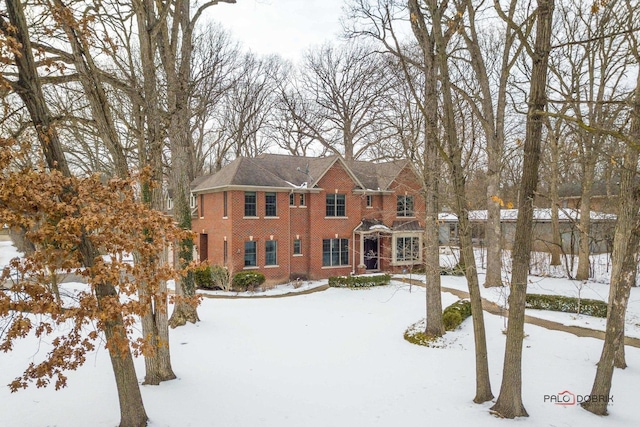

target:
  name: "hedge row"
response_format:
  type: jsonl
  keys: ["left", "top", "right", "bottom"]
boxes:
{"left": 525, "top": 294, "right": 607, "bottom": 318}
{"left": 403, "top": 299, "right": 472, "bottom": 347}
{"left": 328, "top": 274, "right": 391, "bottom": 288}
{"left": 442, "top": 299, "right": 472, "bottom": 331}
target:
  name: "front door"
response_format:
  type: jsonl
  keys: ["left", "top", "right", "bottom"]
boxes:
{"left": 363, "top": 237, "right": 378, "bottom": 270}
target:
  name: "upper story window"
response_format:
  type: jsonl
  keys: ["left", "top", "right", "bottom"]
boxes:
{"left": 366, "top": 195, "right": 372, "bottom": 207}
{"left": 189, "top": 193, "right": 197, "bottom": 209}
{"left": 299, "top": 193, "right": 306, "bottom": 206}
{"left": 290, "top": 193, "right": 295, "bottom": 206}
{"left": 245, "top": 191, "right": 256, "bottom": 217}
{"left": 293, "top": 239, "right": 302, "bottom": 255}
{"left": 200, "top": 194, "right": 205, "bottom": 217}
{"left": 397, "top": 195, "right": 414, "bottom": 217}
{"left": 223, "top": 191, "right": 228, "bottom": 217}
{"left": 326, "top": 194, "right": 346, "bottom": 217}
{"left": 265, "top": 192, "right": 277, "bottom": 217}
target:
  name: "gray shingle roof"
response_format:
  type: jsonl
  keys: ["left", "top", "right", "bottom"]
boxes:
{"left": 191, "top": 154, "right": 415, "bottom": 193}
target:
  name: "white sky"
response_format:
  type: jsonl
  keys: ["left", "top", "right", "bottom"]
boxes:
{"left": 208, "top": 0, "right": 347, "bottom": 61}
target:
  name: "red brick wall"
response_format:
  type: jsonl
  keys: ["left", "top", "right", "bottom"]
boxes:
{"left": 192, "top": 161, "right": 426, "bottom": 283}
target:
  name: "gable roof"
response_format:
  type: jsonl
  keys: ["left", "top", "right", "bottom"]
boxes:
{"left": 191, "top": 154, "right": 416, "bottom": 193}
{"left": 349, "top": 158, "right": 413, "bottom": 191}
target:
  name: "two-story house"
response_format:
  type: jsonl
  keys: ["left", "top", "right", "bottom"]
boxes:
{"left": 190, "top": 154, "right": 425, "bottom": 283}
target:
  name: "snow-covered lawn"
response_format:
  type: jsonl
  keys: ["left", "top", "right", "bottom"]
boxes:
{"left": 430, "top": 247, "right": 640, "bottom": 339}
{"left": 2, "top": 241, "right": 639, "bottom": 426}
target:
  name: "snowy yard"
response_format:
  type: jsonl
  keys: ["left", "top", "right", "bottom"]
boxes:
{"left": 1, "top": 241, "right": 640, "bottom": 426}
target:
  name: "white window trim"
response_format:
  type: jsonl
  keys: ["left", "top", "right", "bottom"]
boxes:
{"left": 391, "top": 233, "right": 422, "bottom": 266}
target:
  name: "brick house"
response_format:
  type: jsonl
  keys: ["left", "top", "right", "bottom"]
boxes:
{"left": 190, "top": 154, "right": 426, "bottom": 283}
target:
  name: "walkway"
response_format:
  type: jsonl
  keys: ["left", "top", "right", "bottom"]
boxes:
{"left": 394, "top": 277, "right": 640, "bottom": 349}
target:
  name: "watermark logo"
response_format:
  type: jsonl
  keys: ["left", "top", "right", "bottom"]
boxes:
{"left": 544, "top": 391, "right": 613, "bottom": 406}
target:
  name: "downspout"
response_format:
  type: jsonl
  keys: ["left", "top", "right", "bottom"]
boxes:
{"left": 289, "top": 189, "right": 293, "bottom": 282}
{"left": 352, "top": 221, "right": 362, "bottom": 275}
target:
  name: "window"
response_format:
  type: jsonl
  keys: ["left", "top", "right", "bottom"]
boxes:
{"left": 223, "top": 240, "right": 228, "bottom": 265}
{"left": 293, "top": 239, "right": 302, "bottom": 255}
{"left": 397, "top": 195, "right": 414, "bottom": 217}
{"left": 265, "top": 240, "right": 277, "bottom": 266}
{"left": 200, "top": 194, "right": 205, "bottom": 217}
{"left": 290, "top": 193, "right": 295, "bottom": 206}
{"left": 322, "top": 238, "right": 349, "bottom": 266}
{"left": 223, "top": 191, "right": 228, "bottom": 217}
{"left": 299, "top": 193, "right": 306, "bottom": 206}
{"left": 396, "top": 236, "right": 420, "bottom": 262}
{"left": 366, "top": 195, "right": 372, "bottom": 207}
{"left": 244, "top": 241, "right": 257, "bottom": 267}
{"left": 190, "top": 193, "right": 197, "bottom": 209}
{"left": 326, "top": 194, "right": 346, "bottom": 217}
{"left": 265, "top": 192, "right": 277, "bottom": 217}
{"left": 245, "top": 191, "right": 256, "bottom": 217}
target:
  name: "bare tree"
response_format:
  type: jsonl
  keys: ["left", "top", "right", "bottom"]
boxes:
{"left": 491, "top": 0, "right": 555, "bottom": 418}
{"left": 455, "top": 0, "right": 528, "bottom": 288}
{"left": 346, "top": 0, "right": 445, "bottom": 341}
{"left": 298, "top": 41, "right": 394, "bottom": 161}
{"left": 583, "top": 0, "right": 640, "bottom": 413}
{"left": 191, "top": 25, "right": 241, "bottom": 174}
{"left": 548, "top": 0, "right": 632, "bottom": 280}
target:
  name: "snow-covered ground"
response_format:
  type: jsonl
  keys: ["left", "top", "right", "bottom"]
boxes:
{"left": 432, "top": 247, "right": 640, "bottom": 339}
{"left": 1, "top": 241, "right": 639, "bottom": 426}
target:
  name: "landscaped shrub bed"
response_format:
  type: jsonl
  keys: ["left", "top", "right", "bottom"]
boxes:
{"left": 328, "top": 274, "right": 391, "bottom": 288}
{"left": 193, "top": 264, "right": 214, "bottom": 289}
{"left": 442, "top": 299, "right": 472, "bottom": 331}
{"left": 232, "top": 271, "right": 266, "bottom": 291}
{"left": 404, "top": 319, "right": 440, "bottom": 346}
{"left": 525, "top": 294, "right": 607, "bottom": 318}
{"left": 404, "top": 299, "right": 472, "bottom": 347}
{"left": 440, "top": 262, "right": 465, "bottom": 276}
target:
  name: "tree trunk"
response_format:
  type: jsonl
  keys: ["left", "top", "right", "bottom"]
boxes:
{"left": 453, "top": 165, "right": 494, "bottom": 403}
{"left": 424, "top": 127, "right": 444, "bottom": 337}
{"left": 412, "top": 2, "right": 445, "bottom": 337}
{"left": 491, "top": 0, "right": 554, "bottom": 418}
{"left": 133, "top": 0, "right": 177, "bottom": 383}
{"left": 549, "top": 129, "right": 562, "bottom": 266}
{"left": 424, "top": 0, "right": 493, "bottom": 402}
{"left": 576, "top": 154, "right": 596, "bottom": 280}
{"left": 583, "top": 66, "right": 640, "bottom": 416}
{"left": 4, "top": 2, "right": 148, "bottom": 424}
{"left": 152, "top": 0, "right": 200, "bottom": 327}
{"left": 485, "top": 160, "right": 503, "bottom": 287}
{"left": 97, "top": 284, "right": 149, "bottom": 427}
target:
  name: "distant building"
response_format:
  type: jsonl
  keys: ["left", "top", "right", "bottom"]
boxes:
{"left": 438, "top": 208, "right": 616, "bottom": 254}
{"left": 558, "top": 180, "right": 620, "bottom": 214}
{"left": 189, "top": 154, "right": 426, "bottom": 283}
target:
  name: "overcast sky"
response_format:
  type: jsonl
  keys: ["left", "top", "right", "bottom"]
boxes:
{"left": 209, "top": 0, "right": 347, "bottom": 61}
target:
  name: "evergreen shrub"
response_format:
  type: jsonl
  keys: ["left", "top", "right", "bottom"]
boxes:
{"left": 232, "top": 271, "right": 266, "bottom": 291}
{"left": 328, "top": 274, "right": 391, "bottom": 288}
{"left": 525, "top": 294, "right": 607, "bottom": 318}
{"left": 442, "top": 299, "right": 472, "bottom": 330}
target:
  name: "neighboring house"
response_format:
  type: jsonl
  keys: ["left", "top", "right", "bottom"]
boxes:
{"left": 558, "top": 180, "right": 620, "bottom": 214}
{"left": 439, "top": 208, "right": 616, "bottom": 254}
{"left": 190, "top": 154, "right": 426, "bottom": 283}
